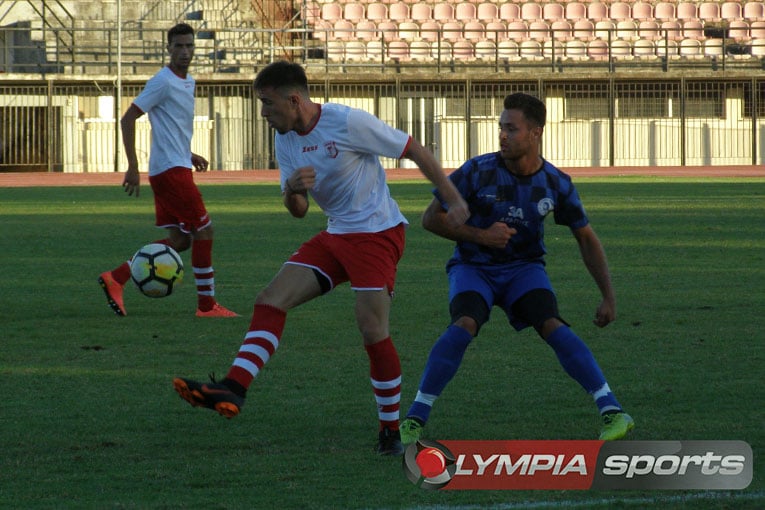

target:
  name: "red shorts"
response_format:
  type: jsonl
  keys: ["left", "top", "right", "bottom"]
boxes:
{"left": 149, "top": 167, "right": 210, "bottom": 233}
{"left": 287, "top": 223, "right": 406, "bottom": 294}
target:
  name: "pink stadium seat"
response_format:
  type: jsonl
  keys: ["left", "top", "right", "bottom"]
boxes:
{"left": 432, "top": 40, "right": 453, "bottom": 61}
{"left": 565, "top": 2, "right": 587, "bottom": 22}
{"left": 639, "top": 20, "right": 662, "bottom": 41}
{"left": 698, "top": 3, "right": 721, "bottom": 22}
{"left": 387, "top": 40, "right": 410, "bottom": 61}
{"left": 721, "top": 2, "right": 743, "bottom": 21}
{"left": 398, "top": 21, "right": 420, "bottom": 40}
{"left": 464, "top": 21, "right": 486, "bottom": 41}
{"left": 521, "top": 3, "right": 543, "bottom": 22}
{"left": 587, "top": 2, "right": 608, "bottom": 22}
{"left": 312, "top": 20, "right": 332, "bottom": 41}
{"left": 356, "top": 20, "right": 378, "bottom": 41}
{"left": 498, "top": 40, "right": 521, "bottom": 60}
{"left": 573, "top": 19, "right": 596, "bottom": 41}
{"left": 683, "top": 20, "right": 705, "bottom": 39}
{"left": 587, "top": 39, "right": 609, "bottom": 59}
{"left": 661, "top": 20, "right": 684, "bottom": 41}
{"left": 343, "top": 3, "right": 365, "bottom": 23}
{"left": 326, "top": 40, "right": 345, "bottom": 61}
{"left": 543, "top": 3, "right": 565, "bottom": 22}
{"left": 388, "top": 2, "right": 410, "bottom": 22}
{"left": 409, "top": 40, "right": 431, "bottom": 61}
{"left": 485, "top": 21, "right": 508, "bottom": 41}
{"left": 500, "top": 3, "right": 521, "bottom": 21}
{"left": 332, "top": 19, "right": 355, "bottom": 40}
{"left": 565, "top": 39, "right": 588, "bottom": 59}
{"left": 633, "top": 38, "right": 656, "bottom": 58}
{"left": 751, "top": 20, "right": 765, "bottom": 38}
{"left": 631, "top": 2, "right": 653, "bottom": 21}
{"left": 453, "top": 39, "right": 476, "bottom": 60}
{"left": 594, "top": 20, "right": 616, "bottom": 40}
{"left": 304, "top": 2, "right": 321, "bottom": 25}
{"left": 520, "top": 39, "right": 544, "bottom": 59}
{"left": 704, "top": 38, "right": 724, "bottom": 57}
{"left": 543, "top": 39, "right": 565, "bottom": 58}
{"left": 677, "top": 2, "right": 698, "bottom": 21}
{"left": 528, "top": 20, "right": 550, "bottom": 41}
{"left": 320, "top": 3, "right": 342, "bottom": 22}
{"left": 611, "top": 39, "right": 632, "bottom": 59}
{"left": 751, "top": 38, "right": 765, "bottom": 55}
{"left": 679, "top": 38, "right": 703, "bottom": 58}
{"left": 616, "top": 20, "right": 638, "bottom": 41}
{"left": 477, "top": 3, "right": 499, "bottom": 21}
{"left": 728, "top": 20, "right": 751, "bottom": 40}
{"left": 442, "top": 21, "right": 464, "bottom": 41}
{"left": 551, "top": 20, "right": 573, "bottom": 40}
{"left": 366, "top": 3, "right": 388, "bottom": 22}
{"left": 366, "top": 40, "right": 383, "bottom": 61}
{"left": 455, "top": 2, "right": 477, "bottom": 21}
{"left": 656, "top": 39, "right": 679, "bottom": 58}
{"left": 344, "top": 40, "right": 367, "bottom": 61}
{"left": 475, "top": 39, "right": 497, "bottom": 59}
{"left": 420, "top": 21, "right": 441, "bottom": 42}
{"left": 609, "top": 3, "right": 631, "bottom": 22}
{"left": 433, "top": 3, "right": 455, "bottom": 22}
{"left": 411, "top": 3, "right": 432, "bottom": 21}
{"left": 377, "top": 21, "right": 399, "bottom": 41}
{"left": 744, "top": 2, "right": 765, "bottom": 21}
{"left": 654, "top": 2, "right": 676, "bottom": 22}
{"left": 507, "top": 20, "right": 529, "bottom": 42}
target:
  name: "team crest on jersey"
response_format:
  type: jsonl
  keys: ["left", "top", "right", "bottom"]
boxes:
{"left": 537, "top": 197, "right": 554, "bottom": 217}
{"left": 324, "top": 141, "right": 339, "bottom": 159}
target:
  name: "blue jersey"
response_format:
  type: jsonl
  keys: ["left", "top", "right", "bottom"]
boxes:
{"left": 435, "top": 153, "right": 589, "bottom": 267}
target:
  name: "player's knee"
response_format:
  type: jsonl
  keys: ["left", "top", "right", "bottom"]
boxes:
{"left": 450, "top": 291, "right": 490, "bottom": 335}
{"left": 453, "top": 316, "right": 479, "bottom": 336}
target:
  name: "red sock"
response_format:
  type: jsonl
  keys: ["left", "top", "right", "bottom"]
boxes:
{"left": 365, "top": 337, "right": 402, "bottom": 431}
{"left": 111, "top": 262, "right": 132, "bottom": 285}
{"left": 191, "top": 238, "right": 215, "bottom": 311}
{"left": 225, "top": 304, "right": 287, "bottom": 390}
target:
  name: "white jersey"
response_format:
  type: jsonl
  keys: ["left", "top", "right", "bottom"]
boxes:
{"left": 132, "top": 66, "right": 195, "bottom": 176}
{"left": 275, "top": 103, "right": 411, "bottom": 234}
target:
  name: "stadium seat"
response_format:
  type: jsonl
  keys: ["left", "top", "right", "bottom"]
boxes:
{"left": 751, "top": 38, "right": 765, "bottom": 56}
{"left": 587, "top": 2, "right": 609, "bottom": 22}
{"left": 477, "top": 3, "right": 499, "bottom": 22}
{"left": 389, "top": 2, "right": 410, "bottom": 22}
{"left": 452, "top": 39, "right": 475, "bottom": 60}
{"left": 312, "top": 20, "right": 332, "bottom": 41}
{"left": 616, "top": 20, "right": 639, "bottom": 41}
{"left": 551, "top": 20, "right": 573, "bottom": 41}
{"left": 304, "top": 2, "right": 321, "bottom": 26}
{"left": 455, "top": 2, "right": 477, "bottom": 22}
{"left": 343, "top": 3, "right": 365, "bottom": 23}
{"left": 683, "top": 20, "right": 705, "bottom": 39}
{"left": 631, "top": 2, "right": 654, "bottom": 21}
{"left": 332, "top": 20, "right": 355, "bottom": 40}
{"left": 543, "top": 39, "right": 565, "bottom": 58}
{"left": 485, "top": 21, "right": 508, "bottom": 42}
{"left": 320, "top": 3, "right": 342, "bottom": 23}
{"left": 499, "top": 3, "right": 521, "bottom": 21}
{"left": 387, "top": 40, "right": 410, "bottom": 61}
{"left": 528, "top": 21, "right": 550, "bottom": 41}
{"left": 521, "top": 3, "right": 543, "bottom": 22}
{"left": 728, "top": 20, "right": 751, "bottom": 41}
{"left": 543, "top": 3, "right": 565, "bottom": 22}
{"left": 609, "top": 2, "right": 631, "bottom": 22}
{"left": 411, "top": 3, "right": 432, "bottom": 22}
{"left": 573, "top": 19, "right": 596, "bottom": 41}
{"left": 565, "top": 39, "right": 588, "bottom": 60}
{"left": 703, "top": 38, "right": 725, "bottom": 57}
{"left": 344, "top": 40, "right": 367, "bottom": 61}
{"left": 721, "top": 2, "right": 743, "bottom": 21}
{"left": 639, "top": 20, "right": 662, "bottom": 41}
{"left": 442, "top": 21, "right": 464, "bottom": 41}
{"left": 679, "top": 38, "right": 703, "bottom": 58}
{"left": 520, "top": 40, "right": 544, "bottom": 59}
{"left": 463, "top": 21, "right": 485, "bottom": 41}
{"left": 420, "top": 21, "right": 441, "bottom": 42}
{"left": 611, "top": 39, "right": 633, "bottom": 59}
{"left": 744, "top": 2, "right": 765, "bottom": 21}
{"left": 433, "top": 3, "right": 455, "bottom": 23}
{"left": 677, "top": 2, "right": 699, "bottom": 21}
{"left": 633, "top": 38, "right": 656, "bottom": 58}
{"left": 409, "top": 40, "right": 432, "bottom": 61}
{"left": 661, "top": 20, "right": 684, "bottom": 41}
{"left": 750, "top": 21, "right": 765, "bottom": 39}
{"left": 507, "top": 21, "right": 529, "bottom": 42}
{"left": 587, "top": 39, "right": 609, "bottom": 59}
{"left": 355, "top": 20, "right": 378, "bottom": 41}
{"left": 366, "top": 40, "right": 383, "bottom": 61}
{"left": 565, "top": 2, "right": 587, "bottom": 22}
{"left": 698, "top": 2, "right": 721, "bottom": 22}
{"left": 326, "top": 40, "right": 345, "bottom": 61}
{"left": 475, "top": 39, "right": 497, "bottom": 59}
{"left": 366, "top": 2, "right": 388, "bottom": 22}
{"left": 594, "top": 20, "right": 617, "bottom": 41}
{"left": 431, "top": 40, "right": 453, "bottom": 61}
{"left": 654, "top": 2, "right": 676, "bottom": 21}
{"left": 398, "top": 21, "right": 420, "bottom": 40}
{"left": 377, "top": 21, "right": 399, "bottom": 41}
{"left": 655, "top": 38, "right": 680, "bottom": 58}
{"left": 497, "top": 40, "right": 521, "bottom": 60}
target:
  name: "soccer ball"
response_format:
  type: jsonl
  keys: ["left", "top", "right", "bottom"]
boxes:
{"left": 130, "top": 243, "right": 184, "bottom": 298}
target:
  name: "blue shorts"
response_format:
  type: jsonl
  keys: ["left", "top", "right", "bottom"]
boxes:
{"left": 447, "top": 261, "right": 554, "bottom": 331}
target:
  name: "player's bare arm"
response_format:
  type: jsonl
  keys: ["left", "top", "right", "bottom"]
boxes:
{"left": 120, "top": 104, "right": 144, "bottom": 197}
{"left": 572, "top": 224, "right": 616, "bottom": 327}
{"left": 191, "top": 153, "right": 208, "bottom": 172}
{"left": 422, "top": 198, "right": 516, "bottom": 248}
{"left": 282, "top": 166, "right": 314, "bottom": 218}
{"left": 403, "top": 140, "right": 469, "bottom": 227}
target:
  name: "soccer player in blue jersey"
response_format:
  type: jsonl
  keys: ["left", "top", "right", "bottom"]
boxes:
{"left": 400, "top": 92, "right": 634, "bottom": 443}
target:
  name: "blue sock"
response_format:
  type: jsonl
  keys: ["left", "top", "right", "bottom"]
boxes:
{"left": 407, "top": 325, "right": 473, "bottom": 423}
{"left": 545, "top": 325, "right": 622, "bottom": 415}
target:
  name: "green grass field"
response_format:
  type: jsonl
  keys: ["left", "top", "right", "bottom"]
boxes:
{"left": 1, "top": 178, "right": 763, "bottom": 509}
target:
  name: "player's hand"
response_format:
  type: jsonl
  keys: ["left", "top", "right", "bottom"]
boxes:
{"left": 481, "top": 222, "right": 516, "bottom": 249}
{"left": 286, "top": 166, "right": 316, "bottom": 194}
{"left": 445, "top": 196, "right": 470, "bottom": 228}
{"left": 122, "top": 167, "right": 140, "bottom": 197}
{"left": 593, "top": 298, "right": 616, "bottom": 328}
{"left": 192, "top": 153, "right": 209, "bottom": 172}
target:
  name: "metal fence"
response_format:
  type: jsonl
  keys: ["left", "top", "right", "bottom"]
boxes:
{"left": 1, "top": 76, "right": 763, "bottom": 173}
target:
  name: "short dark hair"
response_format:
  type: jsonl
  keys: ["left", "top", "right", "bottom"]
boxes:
{"left": 168, "top": 23, "right": 194, "bottom": 45}
{"left": 253, "top": 61, "right": 309, "bottom": 94}
{"left": 503, "top": 93, "right": 546, "bottom": 128}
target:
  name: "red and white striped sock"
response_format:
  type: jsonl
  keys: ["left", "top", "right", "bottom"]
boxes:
{"left": 224, "top": 304, "right": 287, "bottom": 391}
{"left": 365, "top": 337, "right": 402, "bottom": 432}
{"left": 191, "top": 239, "right": 216, "bottom": 311}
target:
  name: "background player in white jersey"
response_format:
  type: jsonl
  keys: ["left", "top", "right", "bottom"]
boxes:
{"left": 173, "top": 61, "right": 469, "bottom": 456}
{"left": 98, "top": 23, "right": 237, "bottom": 318}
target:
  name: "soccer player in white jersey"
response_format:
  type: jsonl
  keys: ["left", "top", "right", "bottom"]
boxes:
{"left": 98, "top": 23, "right": 237, "bottom": 318}
{"left": 173, "top": 61, "right": 469, "bottom": 456}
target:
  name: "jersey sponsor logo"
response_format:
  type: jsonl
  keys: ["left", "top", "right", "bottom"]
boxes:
{"left": 537, "top": 197, "right": 554, "bottom": 217}
{"left": 302, "top": 145, "right": 319, "bottom": 153}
